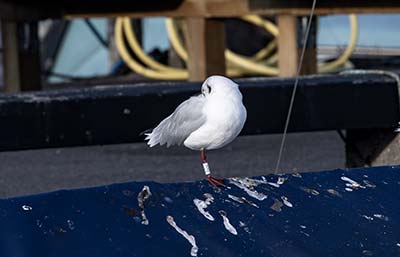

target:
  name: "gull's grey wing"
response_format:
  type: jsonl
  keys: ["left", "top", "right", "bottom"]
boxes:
{"left": 145, "top": 95, "right": 206, "bottom": 147}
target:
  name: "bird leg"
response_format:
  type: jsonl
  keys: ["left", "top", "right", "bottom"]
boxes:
{"left": 201, "top": 149, "right": 226, "bottom": 187}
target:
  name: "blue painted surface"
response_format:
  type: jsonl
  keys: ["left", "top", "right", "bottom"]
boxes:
{"left": 1, "top": 166, "right": 400, "bottom": 257}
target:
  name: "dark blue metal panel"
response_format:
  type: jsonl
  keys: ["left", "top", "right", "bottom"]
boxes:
{"left": 1, "top": 166, "right": 400, "bottom": 257}
{"left": 0, "top": 74, "right": 398, "bottom": 151}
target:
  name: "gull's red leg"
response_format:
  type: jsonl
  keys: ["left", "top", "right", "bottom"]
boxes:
{"left": 201, "top": 149, "right": 226, "bottom": 187}
{"left": 207, "top": 175, "right": 226, "bottom": 187}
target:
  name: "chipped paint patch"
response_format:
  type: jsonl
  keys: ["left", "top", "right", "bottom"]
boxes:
{"left": 267, "top": 182, "right": 280, "bottom": 188}
{"left": 327, "top": 189, "right": 342, "bottom": 197}
{"left": 373, "top": 214, "right": 389, "bottom": 221}
{"left": 362, "top": 215, "right": 374, "bottom": 221}
{"left": 341, "top": 176, "right": 366, "bottom": 189}
{"left": 363, "top": 180, "right": 376, "bottom": 188}
{"left": 291, "top": 173, "right": 302, "bottom": 178}
{"left": 227, "top": 194, "right": 259, "bottom": 208}
{"left": 193, "top": 193, "right": 215, "bottom": 221}
{"left": 164, "top": 197, "right": 174, "bottom": 203}
{"left": 219, "top": 210, "right": 237, "bottom": 235}
{"left": 281, "top": 196, "right": 293, "bottom": 208}
{"left": 231, "top": 177, "right": 267, "bottom": 187}
{"left": 300, "top": 187, "right": 320, "bottom": 195}
{"left": 137, "top": 185, "right": 152, "bottom": 225}
{"left": 67, "top": 220, "right": 75, "bottom": 230}
{"left": 166, "top": 215, "right": 198, "bottom": 256}
{"left": 277, "top": 177, "right": 286, "bottom": 185}
{"left": 270, "top": 199, "right": 283, "bottom": 212}
{"left": 362, "top": 250, "right": 373, "bottom": 256}
{"left": 239, "top": 221, "right": 250, "bottom": 234}
{"left": 22, "top": 205, "right": 32, "bottom": 211}
{"left": 227, "top": 194, "right": 243, "bottom": 204}
{"left": 229, "top": 178, "right": 267, "bottom": 201}
{"left": 267, "top": 177, "right": 287, "bottom": 188}
{"left": 300, "top": 231, "right": 310, "bottom": 237}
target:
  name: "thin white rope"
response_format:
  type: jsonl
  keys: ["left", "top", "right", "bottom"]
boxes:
{"left": 274, "top": 0, "right": 318, "bottom": 174}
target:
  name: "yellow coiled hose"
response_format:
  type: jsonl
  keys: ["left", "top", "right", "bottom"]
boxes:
{"left": 114, "top": 15, "right": 358, "bottom": 80}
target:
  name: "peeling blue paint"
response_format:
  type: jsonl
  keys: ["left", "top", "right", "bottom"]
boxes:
{"left": 1, "top": 166, "right": 400, "bottom": 257}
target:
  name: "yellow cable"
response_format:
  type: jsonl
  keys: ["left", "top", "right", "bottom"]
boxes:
{"left": 261, "top": 52, "right": 278, "bottom": 65}
{"left": 241, "top": 15, "right": 279, "bottom": 37}
{"left": 114, "top": 14, "right": 358, "bottom": 79}
{"left": 251, "top": 40, "right": 277, "bottom": 62}
{"left": 165, "top": 19, "right": 247, "bottom": 77}
{"left": 318, "top": 14, "right": 358, "bottom": 73}
{"left": 226, "top": 50, "right": 279, "bottom": 75}
{"left": 165, "top": 19, "right": 188, "bottom": 61}
{"left": 166, "top": 17, "right": 279, "bottom": 76}
{"left": 166, "top": 16, "right": 279, "bottom": 65}
{"left": 122, "top": 17, "right": 186, "bottom": 74}
{"left": 238, "top": 15, "right": 278, "bottom": 62}
{"left": 114, "top": 18, "right": 188, "bottom": 80}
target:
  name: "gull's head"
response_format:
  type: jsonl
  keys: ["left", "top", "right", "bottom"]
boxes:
{"left": 201, "top": 75, "right": 240, "bottom": 98}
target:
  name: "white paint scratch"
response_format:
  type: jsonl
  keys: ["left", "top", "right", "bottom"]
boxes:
{"left": 327, "top": 189, "right": 342, "bottom": 197}
{"left": 267, "top": 182, "right": 280, "bottom": 188}
{"left": 281, "top": 196, "right": 293, "bottom": 208}
{"left": 292, "top": 173, "right": 302, "bottom": 178}
{"left": 219, "top": 210, "right": 237, "bottom": 235}
{"left": 341, "top": 176, "right": 366, "bottom": 189}
{"left": 193, "top": 193, "right": 215, "bottom": 221}
{"left": 239, "top": 221, "right": 250, "bottom": 233}
{"left": 21, "top": 205, "right": 32, "bottom": 211}
{"left": 362, "top": 214, "right": 389, "bottom": 221}
{"left": 227, "top": 194, "right": 259, "bottom": 208}
{"left": 166, "top": 215, "right": 198, "bottom": 256}
{"left": 229, "top": 178, "right": 267, "bottom": 201}
{"left": 373, "top": 214, "right": 389, "bottom": 221}
{"left": 362, "top": 215, "right": 374, "bottom": 221}
{"left": 300, "top": 231, "right": 310, "bottom": 237}
{"left": 277, "top": 177, "right": 286, "bottom": 185}
{"left": 300, "top": 187, "right": 320, "bottom": 195}
{"left": 363, "top": 180, "right": 376, "bottom": 188}
{"left": 267, "top": 177, "right": 287, "bottom": 188}
{"left": 137, "top": 185, "right": 152, "bottom": 225}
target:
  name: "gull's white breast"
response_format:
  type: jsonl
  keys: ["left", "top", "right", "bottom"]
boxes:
{"left": 183, "top": 91, "right": 247, "bottom": 150}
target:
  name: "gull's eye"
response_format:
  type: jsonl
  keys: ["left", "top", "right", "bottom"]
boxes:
{"left": 207, "top": 85, "right": 211, "bottom": 93}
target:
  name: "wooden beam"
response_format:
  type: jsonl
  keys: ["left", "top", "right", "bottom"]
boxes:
{"left": 1, "top": 22, "right": 20, "bottom": 92}
{"left": 277, "top": 15, "right": 317, "bottom": 77}
{"left": 184, "top": 18, "right": 226, "bottom": 81}
{"left": 3, "top": 0, "right": 400, "bottom": 20}
{"left": 1, "top": 21, "right": 42, "bottom": 92}
{"left": 277, "top": 15, "right": 298, "bottom": 77}
{"left": 64, "top": 0, "right": 400, "bottom": 19}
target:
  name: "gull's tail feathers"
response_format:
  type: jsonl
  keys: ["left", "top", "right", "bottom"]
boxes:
{"left": 144, "top": 130, "right": 161, "bottom": 148}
